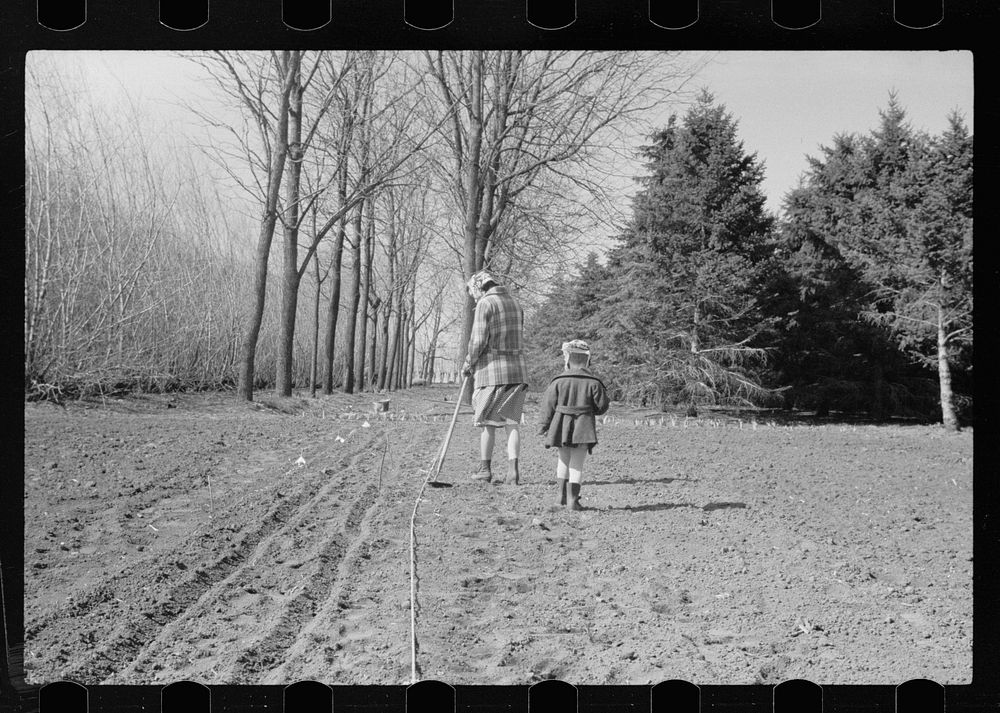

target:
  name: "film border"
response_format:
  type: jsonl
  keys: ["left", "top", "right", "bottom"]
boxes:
{"left": 1, "top": 0, "right": 995, "bottom": 711}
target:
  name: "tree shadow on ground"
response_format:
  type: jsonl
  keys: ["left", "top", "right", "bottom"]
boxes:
{"left": 601, "top": 502, "right": 697, "bottom": 513}
{"left": 614, "top": 402, "right": 941, "bottom": 428}
{"left": 599, "top": 501, "right": 748, "bottom": 513}
{"left": 701, "top": 501, "right": 748, "bottom": 511}
{"left": 585, "top": 476, "right": 696, "bottom": 486}
{"left": 698, "top": 407, "right": 937, "bottom": 428}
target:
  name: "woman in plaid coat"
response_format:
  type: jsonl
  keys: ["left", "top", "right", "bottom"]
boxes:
{"left": 461, "top": 270, "right": 529, "bottom": 485}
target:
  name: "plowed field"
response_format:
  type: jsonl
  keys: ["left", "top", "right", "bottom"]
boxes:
{"left": 23, "top": 386, "right": 972, "bottom": 685}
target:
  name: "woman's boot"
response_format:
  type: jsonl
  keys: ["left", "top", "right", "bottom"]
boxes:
{"left": 568, "top": 482, "right": 583, "bottom": 510}
{"left": 471, "top": 459, "right": 492, "bottom": 482}
{"left": 556, "top": 477, "right": 567, "bottom": 505}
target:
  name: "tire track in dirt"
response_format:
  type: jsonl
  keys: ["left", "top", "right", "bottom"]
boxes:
{"left": 412, "top": 484, "right": 534, "bottom": 682}
{"left": 228, "top": 481, "right": 380, "bottom": 682}
{"left": 266, "top": 424, "right": 447, "bottom": 684}
{"left": 25, "top": 444, "right": 223, "bottom": 632}
{"left": 25, "top": 467, "right": 220, "bottom": 641}
{"left": 60, "top": 437, "right": 370, "bottom": 684}
{"left": 24, "top": 581, "right": 114, "bottom": 642}
{"left": 101, "top": 432, "right": 383, "bottom": 683}
{"left": 271, "top": 479, "right": 387, "bottom": 683}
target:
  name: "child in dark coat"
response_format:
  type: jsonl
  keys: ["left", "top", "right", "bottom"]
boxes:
{"left": 537, "top": 340, "right": 610, "bottom": 510}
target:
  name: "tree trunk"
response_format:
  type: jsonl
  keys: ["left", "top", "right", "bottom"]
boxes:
{"left": 309, "top": 242, "right": 321, "bottom": 398}
{"left": 392, "top": 306, "right": 406, "bottom": 390}
{"left": 321, "top": 168, "right": 350, "bottom": 394}
{"left": 377, "top": 198, "right": 397, "bottom": 391}
{"left": 236, "top": 51, "right": 295, "bottom": 402}
{"left": 937, "top": 303, "right": 960, "bottom": 431}
{"left": 407, "top": 282, "right": 417, "bottom": 387}
{"left": 456, "top": 51, "right": 485, "bottom": 384}
{"left": 367, "top": 302, "right": 378, "bottom": 390}
{"left": 386, "top": 259, "right": 403, "bottom": 391}
{"left": 386, "top": 302, "right": 401, "bottom": 392}
{"left": 377, "top": 296, "right": 391, "bottom": 390}
{"left": 398, "top": 311, "right": 409, "bottom": 389}
{"left": 426, "top": 297, "right": 442, "bottom": 383}
{"left": 385, "top": 319, "right": 397, "bottom": 391}
{"left": 276, "top": 53, "right": 304, "bottom": 397}
{"left": 354, "top": 203, "right": 374, "bottom": 392}
{"left": 342, "top": 201, "right": 363, "bottom": 393}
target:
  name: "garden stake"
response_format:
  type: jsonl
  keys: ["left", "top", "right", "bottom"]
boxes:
{"left": 378, "top": 430, "right": 389, "bottom": 492}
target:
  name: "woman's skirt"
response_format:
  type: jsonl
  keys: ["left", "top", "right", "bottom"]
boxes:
{"left": 472, "top": 383, "right": 528, "bottom": 427}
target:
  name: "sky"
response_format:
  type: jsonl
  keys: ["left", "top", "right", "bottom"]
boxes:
{"left": 27, "top": 49, "right": 974, "bottom": 219}
{"left": 25, "top": 50, "right": 974, "bottom": 371}
{"left": 686, "top": 51, "right": 973, "bottom": 214}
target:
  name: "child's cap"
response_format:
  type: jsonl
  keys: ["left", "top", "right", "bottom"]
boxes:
{"left": 561, "top": 339, "right": 591, "bottom": 355}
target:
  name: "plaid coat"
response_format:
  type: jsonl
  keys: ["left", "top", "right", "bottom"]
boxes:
{"left": 466, "top": 286, "right": 529, "bottom": 388}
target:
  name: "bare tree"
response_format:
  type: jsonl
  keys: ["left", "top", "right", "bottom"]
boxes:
{"left": 25, "top": 54, "right": 255, "bottom": 398}
{"left": 307, "top": 205, "right": 324, "bottom": 397}
{"left": 273, "top": 52, "right": 379, "bottom": 396}
{"left": 192, "top": 50, "right": 300, "bottom": 401}
{"left": 421, "top": 50, "right": 704, "bottom": 376}
{"left": 353, "top": 203, "right": 376, "bottom": 392}
{"left": 300, "top": 53, "right": 451, "bottom": 394}
{"left": 366, "top": 295, "right": 380, "bottom": 390}
{"left": 193, "top": 51, "right": 449, "bottom": 398}
{"left": 276, "top": 52, "right": 307, "bottom": 396}
{"left": 367, "top": 177, "right": 445, "bottom": 391}
{"left": 342, "top": 200, "right": 365, "bottom": 393}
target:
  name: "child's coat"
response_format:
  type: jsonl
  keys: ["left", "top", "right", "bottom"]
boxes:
{"left": 538, "top": 367, "right": 611, "bottom": 453}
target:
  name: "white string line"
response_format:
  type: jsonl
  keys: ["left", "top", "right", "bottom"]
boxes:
{"left": 408, "top": 399, "right": 457, "bottom": 684}
{"left": 409, "top": 446, "right": 446, "bottom": 684}
{"left": 408, "top": 378, "right": 467, "bottom": 683}
{"left": 408, "top": 471, "right": 427, "bottom": 684}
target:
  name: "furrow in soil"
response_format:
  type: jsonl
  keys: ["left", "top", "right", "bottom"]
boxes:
{"left": 229, "top": 482, "right": 380, "bottom": 682}
{"left": 57, "top": 457, "right": 344, "bottom": 683}
{"left": 100, "top": 437, "right": 382, "bottom": 683}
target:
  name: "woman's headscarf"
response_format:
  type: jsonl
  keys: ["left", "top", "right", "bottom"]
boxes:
{"left": 466, "top": 270, "right": 498, "bottom": 296}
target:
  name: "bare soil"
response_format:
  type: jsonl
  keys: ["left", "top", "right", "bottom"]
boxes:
{"left": 23, "top": 385, "right": 973, "bottom": 686}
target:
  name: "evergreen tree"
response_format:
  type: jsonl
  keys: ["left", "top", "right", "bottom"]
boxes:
{"left": 779, "top": 97, "right": 972, "bottom": 427}
{"left": 865, "top": 111, "right": 973, "bottom": 428}
{"left": 524, "top": 252, "right": 610, "bottom": 388}
{"left": 770, "top": 133, "right": 913, "bottom": 418}
{"left": 593, "top": 91, "right": 778, "bottom": 409}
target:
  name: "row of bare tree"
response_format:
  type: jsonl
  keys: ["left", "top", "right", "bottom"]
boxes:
{"left": 25, "top": 61, "right": 246, "bottom": 397}
{"left": 25, "top": 50, "right": 703, "bottom": 401}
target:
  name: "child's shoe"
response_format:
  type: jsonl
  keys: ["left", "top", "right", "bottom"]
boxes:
{"left": 568, "top": 482, "right": 584, "bottom": 511}
{"left": 471, "top": 460, "right": 492, "bottom": 482}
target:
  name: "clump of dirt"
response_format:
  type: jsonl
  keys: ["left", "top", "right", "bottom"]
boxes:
{"left": 23, "top": 386, "right": 972, "bottom": 685}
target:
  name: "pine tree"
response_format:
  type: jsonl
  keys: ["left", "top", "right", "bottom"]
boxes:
{"left": 779, "top": 97, "right": 973, "bottom": 427}
{"left": 771, "top": 132, "right": 910, "bottom": 418}
{"left": 524, "top": 252, "right": 610, "bottom": 388}
{"left": 868, "top": 112, "right": 973, "bottom": 428}
{"left": 593, "top": 91, "right": 778, "bottom": 409}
